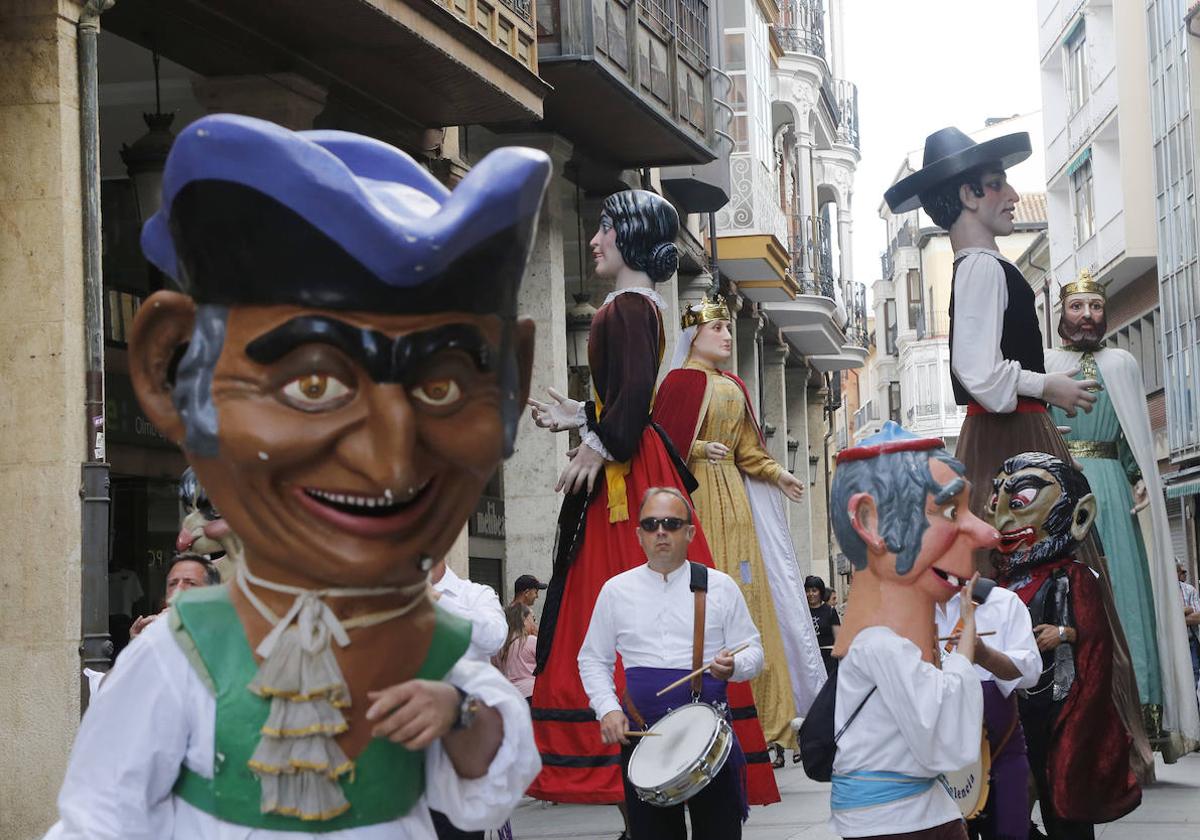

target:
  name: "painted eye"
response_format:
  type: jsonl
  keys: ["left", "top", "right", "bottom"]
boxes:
{"left": 1010, "top": 488, "right": 1038, "bottom": 509}
{"left": 411, "top": 378, "right": 462, "bottom": 408}
{"left": 941, "top": 505, "right": 958, "bottom": 522}
{"left": 281, "top": 374, "right": 351, "bottom": 410}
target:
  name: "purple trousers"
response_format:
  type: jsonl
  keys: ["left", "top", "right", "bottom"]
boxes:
{"left": 974, "top": 681, "right": 1029, "bottom": 840}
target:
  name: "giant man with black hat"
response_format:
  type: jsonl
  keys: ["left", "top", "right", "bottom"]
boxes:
{"left": 885, "top": 126, "right": 1153, "bottom": 780}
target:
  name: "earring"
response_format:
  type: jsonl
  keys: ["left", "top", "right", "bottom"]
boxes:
{"left": 418, "top": 554, "right": 433, "bottom": 572}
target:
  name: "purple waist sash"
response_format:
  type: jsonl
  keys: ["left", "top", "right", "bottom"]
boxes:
{"left": 623, "top": 666, "right": 727, "bottom": 726}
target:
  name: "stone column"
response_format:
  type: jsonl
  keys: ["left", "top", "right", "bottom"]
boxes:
{"left": 760, "top": 336, "right": 789, "bottom": 467}
{"left": 785, "top": 364, "right": 812, "bottom": 575}
{"left": 191, "top": 73, "right": 327, "bottom": 129}
{"left": 807, "top": 381, "right": 832, "bottom": 578}
{"left": 0, "top": 0, "right": 89, "bottom": 832}
{"left": 491, "top": 134, "right": 573, "bottom": 611}
{"left": 838, "top": 206, "right": 853, "bottom": 292}
{"left": 736, "top": 310, "right": 762, "bottom": 418}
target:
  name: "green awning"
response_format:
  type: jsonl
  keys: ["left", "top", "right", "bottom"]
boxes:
{"left": 1166, "top": 478, "right": 1200, "bottom": 498}
{"left": 1066, "top": 147, "right": 1092, "bottom": 177}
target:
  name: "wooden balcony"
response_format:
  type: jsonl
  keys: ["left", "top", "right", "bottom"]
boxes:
{"left": 104, "top": 0, "right": 549, "bottom": 127}
{"left": 537, "top": 0, "right": 718, "bottom": 166}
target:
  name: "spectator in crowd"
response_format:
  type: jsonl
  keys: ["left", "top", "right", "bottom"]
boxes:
{"left": 512, "top": 574, "right": 548, "bottom": 608}
{"left": 129, "top": 553, "right": 220, "bottom": 640}
{"left": 431, "top": 560, "right": 508, "bottom": 664}
{"left": 806, "top": 575, "right": 840, "bottom": 677}
{"left": 496, "top": 603, "right": 538, "bottom": 704}
{"left": 1178, "top": 561, "right": 1200, "bottom": 689}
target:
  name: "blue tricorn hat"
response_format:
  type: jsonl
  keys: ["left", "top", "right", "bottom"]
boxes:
{"left": 141, "top": 114, "right": 552, "bottom": 316}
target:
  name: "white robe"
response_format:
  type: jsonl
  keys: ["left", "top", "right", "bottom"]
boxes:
{"left": 1046, "top": 346, "right": 1200, "bottom": 746}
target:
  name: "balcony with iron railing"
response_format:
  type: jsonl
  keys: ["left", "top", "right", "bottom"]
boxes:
{"left": 773, "top": 0, "right": 825, "bottom": 60}
{"left": 788, "top": 213, "right": 835, "bottom": 296}
{"left": 833, "top": 79, "right": 859, "bottom": 150}
{"left": 536, "top": 0, "right": 718, "bottom": 166}
{"left": 853, "top": 400, "right": 879, "bottom": 432}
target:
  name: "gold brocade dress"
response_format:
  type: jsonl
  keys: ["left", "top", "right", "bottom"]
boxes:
{"left": 685, "top": 361, "right": 797, "bottom": 748}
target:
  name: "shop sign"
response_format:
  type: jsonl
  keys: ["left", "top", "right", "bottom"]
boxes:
{"left": 470, "top": 496, "right": 505, "bottom": 539}
{"left": 106, "top": 372, "right": 177, "bottom": 450}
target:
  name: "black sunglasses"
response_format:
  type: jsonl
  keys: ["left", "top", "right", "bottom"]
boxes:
{"left": 638, "top": 517, "right": 689, "bottom": 533}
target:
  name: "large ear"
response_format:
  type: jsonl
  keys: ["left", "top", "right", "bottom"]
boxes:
{"left": 959, "top": 181, "right": 982, "bottom": 212}
{"left": 848, "top": 491, "right": 883, "bottom": 553}
{"left": 513, "top": 316, "right": 536, "bottom": 408}
{"left": 128, "top": 290, "right": 196, "bottom": 447}
{"left": 1069, "top": 492, "right": 1098, "bottom": 542}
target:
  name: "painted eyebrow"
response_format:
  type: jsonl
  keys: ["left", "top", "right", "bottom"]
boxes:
{"left": 1002, "top": 474, "right": 1053, "bottom": 494}
{"left": 934, "top": 477, "right": 966, "bottom": 505}
{"left": 244, "top": 316, "right": 493, "bottom": 384}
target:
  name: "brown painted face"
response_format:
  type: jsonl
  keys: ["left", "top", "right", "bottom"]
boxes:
{"left": 986, "top": 464, "right": 1095, "bottom": 577}
{"left": 131, "top": 294, "right": 534, "bottom": 590}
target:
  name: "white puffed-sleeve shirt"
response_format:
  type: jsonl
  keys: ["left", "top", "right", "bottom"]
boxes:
{"left": 951, "top": 247, "right": 1047, "bottom": 413}
{"left": 42, "top": 609, "right": 540, "bottom": 840}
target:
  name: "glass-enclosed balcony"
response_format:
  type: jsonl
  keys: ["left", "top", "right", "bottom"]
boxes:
{"left": 536, "top": 0, "right": 718, "bottom": 166}
{"left": 833, "top": 79, "right": 859, "bottom": 149}
{"left": 105, "top": 0, "right": 548, "bottom": 125}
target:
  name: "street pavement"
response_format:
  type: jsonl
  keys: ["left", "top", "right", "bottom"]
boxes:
{"left": 510, "top": 752, "right": 1200, "bottom": 839}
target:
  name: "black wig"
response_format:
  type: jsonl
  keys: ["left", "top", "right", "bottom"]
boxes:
{"left": 918, "top": 163, "right": 995, "bottom": 230}
{"left": 602, "top": 190, "right": 680, "bottom": 283}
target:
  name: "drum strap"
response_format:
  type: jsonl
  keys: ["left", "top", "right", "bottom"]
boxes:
{"left": 689, "top": 562, "right": 708, "bottom": 695}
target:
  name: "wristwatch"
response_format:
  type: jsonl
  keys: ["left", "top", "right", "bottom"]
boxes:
{"left": 1057, "top": 625, "right": 1067, "bottom": 643}
{"left": 452, "top": 686, "right": 482, "bottom": 731}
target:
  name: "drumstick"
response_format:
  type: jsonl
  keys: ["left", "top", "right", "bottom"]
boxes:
{"left": 655, "top": 642, "right": 752, "bottom": 697}
{"left": 818, "top": 631, "right": 996, "bottom": 651}
{"left": 623, "top": 731, "right": 662, "bottom": 737}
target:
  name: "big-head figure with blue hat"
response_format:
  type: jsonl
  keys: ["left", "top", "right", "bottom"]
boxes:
{"left": 821, "top": 421, "right": 1000, "bottom": 836}
{"left": 44, "top": 114, "right": 550, "bottom": 838}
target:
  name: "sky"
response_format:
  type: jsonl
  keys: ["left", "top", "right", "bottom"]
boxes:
{"left": 840, "top": 0, "right": 1045, "bottom": 290}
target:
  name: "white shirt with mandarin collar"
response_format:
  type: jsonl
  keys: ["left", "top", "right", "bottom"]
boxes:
{"left": 934, "top": 587, "right": 1041, "bottom": 695}
{"left": 577, "top": 561, "right": 764, "bottom": 721}
{"left": 433, "top": 566, "right": 508, "bottom": 663}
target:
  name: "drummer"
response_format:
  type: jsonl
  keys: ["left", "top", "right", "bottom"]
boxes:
{"left": 578, "top": 486, "right": 764, "bottom": 840}
{"left": 936, "top": 581, "right": 1040, "bottom": 840}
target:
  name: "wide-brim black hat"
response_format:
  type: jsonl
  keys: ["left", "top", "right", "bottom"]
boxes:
{"left": 884, "top": 127, "right": 1031, "bottom": 214}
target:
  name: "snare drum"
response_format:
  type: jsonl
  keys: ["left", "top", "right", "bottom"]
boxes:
{"left": 940, "top": 732, "right": 991, "bottom": 820}
{"left": 626, "top": 703, "right": 734, "bottom": 808}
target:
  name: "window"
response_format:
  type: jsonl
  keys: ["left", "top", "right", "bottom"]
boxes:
{"left": 1105, "top": 311, "right": 1164, "bottom": 394}
{"left": 888, "top": 382, "right": 902, "bottom": 423}
{"left": 1066, "top": 23, "right": 1088, "bottom": 114}
{"left": 884, "top": 298, "right": 898, "bottom": 355}
{"left": 1072, "top": 157, "right": 1095, "bottom": 242}
{"left": 906, "top": 269, "right": 924, "bottom": 335}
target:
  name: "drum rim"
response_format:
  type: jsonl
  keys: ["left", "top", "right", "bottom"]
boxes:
{"left": 628, "top": 704, "right": 734, "bottom": 806}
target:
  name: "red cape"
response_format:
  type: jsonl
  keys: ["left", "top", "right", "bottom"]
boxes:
{"left": 1012, "top": 558, "right": 1141, "bottom": 823}
{"left": 654, "top": 367, "right": 766, "bottom": 457}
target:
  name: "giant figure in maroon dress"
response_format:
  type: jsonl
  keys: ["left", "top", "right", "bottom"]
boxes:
{"left": 527, "top": 191, "right": 779, "bottom": 807}
{"left": 990, "top": 452, "right": 1140, "bottom": 839}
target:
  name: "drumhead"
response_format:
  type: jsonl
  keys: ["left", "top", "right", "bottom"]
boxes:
{"left": 942, "top": 732, "right": 991, "bottom": 820}
{"left": 627, "top": 704, "right": 721, "bottom": 789}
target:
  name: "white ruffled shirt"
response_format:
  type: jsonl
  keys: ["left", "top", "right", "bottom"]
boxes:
{"left": 43, "top": 609, "right": 540, "bottom": 839}
{"left": 935, "top": 588, "right": 1041, "bottom": 697}
{"left": 951, "top": 248, "right": 1047, "bottom": 413}
{"left": 830, "top": 626, "right": 982, "bottom": 838}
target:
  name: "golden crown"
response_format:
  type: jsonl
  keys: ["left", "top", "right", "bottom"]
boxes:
{"left": 681, "top": 297, "right": 732, "bottom": 330}
{"left": 1059, "top": 269, "right": 1106, "bottom": 302}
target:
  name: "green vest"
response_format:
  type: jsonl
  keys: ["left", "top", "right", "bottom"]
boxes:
{"left": 170, "top": 585, "right": 470, "bottom": 832}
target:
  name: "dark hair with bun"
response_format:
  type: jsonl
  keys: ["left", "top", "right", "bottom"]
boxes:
{"left": 602, "top": 190, "right": 680, "bottom": 283}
